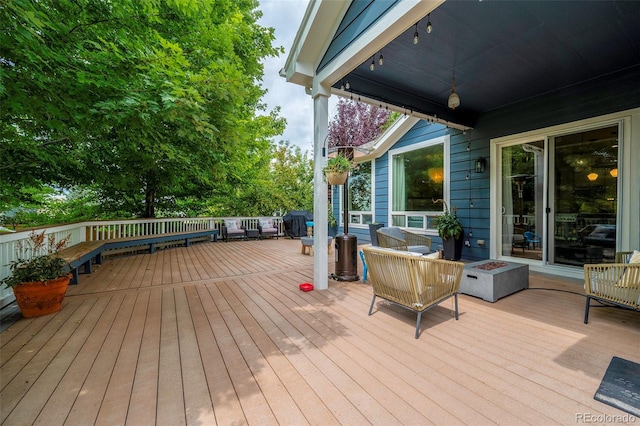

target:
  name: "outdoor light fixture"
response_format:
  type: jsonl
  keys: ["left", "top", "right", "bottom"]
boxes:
{"left": 426, "top": 14, "right": 432, "bottom": 33}
{"left": 345, "top": 81, "right": 350, "bottom": 90}
{"left": 587, "top": 172, "right": 598, "bottom": 181}
{"left": 370, "top": 56, "right": 375, "bottom": 71}
{"left": 610, "top": 168, "right": 618, "bottom": 178}
{"left": 448, "top": 74, "right": 460, "bottom": 109}
{"left": 378, "top": 52, "right": 384, "bottom": 66}
{"left": 475, "top": 157, "right": 486, "bottom": 173}
{"left": 413, "top": 22, "right": 419, "bottom": 44}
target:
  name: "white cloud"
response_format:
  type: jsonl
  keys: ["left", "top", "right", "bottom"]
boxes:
{"left": 258, "top": 0, "right": 337, "bottom": 155}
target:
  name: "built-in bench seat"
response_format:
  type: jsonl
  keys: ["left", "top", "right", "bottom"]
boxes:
{"left": 59, "top": 229, "right": 219, "bottom": 284}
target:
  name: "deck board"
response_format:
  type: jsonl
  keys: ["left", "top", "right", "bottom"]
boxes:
{"left": 1, "top": 238, "right": 639, "bottom": 425}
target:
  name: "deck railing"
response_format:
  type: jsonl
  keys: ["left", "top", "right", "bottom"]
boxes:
{"left": 0, "top": 216, "right": 283, "bottom": 307}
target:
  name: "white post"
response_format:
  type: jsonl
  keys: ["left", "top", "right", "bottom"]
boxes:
{"left": 313, "top": 85, "right": 330, "bottom": 290}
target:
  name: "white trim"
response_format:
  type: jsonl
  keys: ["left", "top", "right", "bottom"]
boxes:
{"left": 283, "top": 0, "right": 444, "bottom": 96}
{"left": 388, "top": 135, "right": 450, "bottom": 229}
{"left": 339, "top": 159, "right": 374, "bottom": 228}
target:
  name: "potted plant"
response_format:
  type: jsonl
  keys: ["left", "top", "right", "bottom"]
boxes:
{"left": 1, "top": 230, "right": 72, "bottom": 318}
{"left": 433, "top": 199, "right": 464, "bottom": 260}
{"left": 323, "top": 153, "right": 352, "bottom": 185}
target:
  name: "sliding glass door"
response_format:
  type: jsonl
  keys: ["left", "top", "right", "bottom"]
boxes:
{"left": 498, "top": 124, "right": 619, "bottom": 267}
{"left": 500, "top": 141, "right": 544, "bottom": 260}
{"left": 550, "top": 125, "right": 619, "bottom": 265}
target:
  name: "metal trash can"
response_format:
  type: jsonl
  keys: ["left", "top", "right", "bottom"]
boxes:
{"left": 333, "top": 233, "right": 359, "bottom": 281}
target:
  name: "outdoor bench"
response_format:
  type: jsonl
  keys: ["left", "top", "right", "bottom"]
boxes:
{"left": 59, "top": 229, "right": 219, "bottom": 284}
{"left": 363, "top": 246, "right": 464, "bottom": 338}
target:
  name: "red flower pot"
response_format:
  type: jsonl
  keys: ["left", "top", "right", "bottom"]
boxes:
{"left": 12, "top": 275, "right": 71, "bottom": 318}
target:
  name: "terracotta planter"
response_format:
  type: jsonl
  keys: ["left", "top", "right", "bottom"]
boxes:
{"left": 12, "top": 275, "right": 71, "bottom": 318}
{"left": 326, "top": 171, "right": 348, "bottom": 185}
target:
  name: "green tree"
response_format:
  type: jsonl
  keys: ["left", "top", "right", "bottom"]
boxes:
{"left": 1, "top": 0, "right": 285, "bottom": 217}
{"left": 206, "top": 140, "right": 313, "bottom": 216}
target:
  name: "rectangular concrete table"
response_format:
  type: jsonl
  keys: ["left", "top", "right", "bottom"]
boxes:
{"left": 459, "top": 260, "right": 528, "bottom": 302}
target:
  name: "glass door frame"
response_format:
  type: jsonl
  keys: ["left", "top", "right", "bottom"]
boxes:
{"left": 490, "top": 109, "right": 638, "bottom": 280}
{"left": 491, "top": 136, "right": 549, "bottom": 267}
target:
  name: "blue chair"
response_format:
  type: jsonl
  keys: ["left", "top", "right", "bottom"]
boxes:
{"left": 523, "top": 231, "right": 541, "bottom": 249}
{"left": 359, "top": 250, "right": 368, "bottom": 283}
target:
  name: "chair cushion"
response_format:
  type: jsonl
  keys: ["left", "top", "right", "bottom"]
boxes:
{"left": 424, "top": 252, "right": 441, "bottom": 259}
{"left": 628, "top": 250, "right": 640, "bottom": 264}
{"left": 380, "top": 227, "right": 405, "bottom": 240}
{"left": 617, "top": 250, "right": 640, "bottom": 289}
{"left": 260, "top": 219, "right": 273, "bottom": 229}
{"left": 408, "top": 245, "right": 430, "bottom": 255}
{"left": 225, "top": 219, "right": 239, "bottom": 230}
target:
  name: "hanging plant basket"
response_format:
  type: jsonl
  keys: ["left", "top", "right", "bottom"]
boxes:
{"left": 325, "top": 170, "right": 349, "bottom": 185}
{"left": 12, "top": 275, "right": 71, "bottom": 318}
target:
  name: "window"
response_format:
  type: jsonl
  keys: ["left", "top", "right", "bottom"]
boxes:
{"left": 389, "top": 136, "right": 449, "bottom": 230}
{"left": 347, "top": 160, "right": 373, "bottom": 226}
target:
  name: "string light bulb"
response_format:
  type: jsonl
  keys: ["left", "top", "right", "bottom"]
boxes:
{"left": 370, "top": 56, "right": 375, "bottom": 71}
{"left": 426, "top": 14, "right": 432, "bottom": 33}
{"left": 413, "top": 22, "right": 419, "bottom": 44}
{"left": 345, "top": 81, "right": 350, "bottom": 90}
{"left": 378, "top": 53, "right": 384, "bottom": 66}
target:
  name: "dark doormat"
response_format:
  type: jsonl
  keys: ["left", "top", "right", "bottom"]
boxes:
{"left": 594, "top": 356, "right": 640, "bottom": 417}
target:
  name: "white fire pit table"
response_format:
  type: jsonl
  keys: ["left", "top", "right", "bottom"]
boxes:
{"left": 459, "top": 260, "right": 528, "bottom": 302}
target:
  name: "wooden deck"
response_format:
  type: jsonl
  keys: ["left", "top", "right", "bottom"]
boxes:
{"left": 1, "top": 238, "right": 639, "bottom": 425}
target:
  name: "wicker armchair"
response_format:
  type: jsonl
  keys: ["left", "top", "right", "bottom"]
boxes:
{"left": 222, "top": 219, "right": 246, "bottom": 241}
{"left": 376, "top": 227, "right": 432, "bottom": 255}
{"left": 363, "top": 246, "right": 464, "bottom": 338}
{"left": 583, "top": 250, "right": 640, "bottom": 323}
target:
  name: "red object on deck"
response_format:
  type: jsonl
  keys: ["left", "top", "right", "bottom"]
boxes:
{"left": 299, "top": 283, "right": 314, "bottom": 292}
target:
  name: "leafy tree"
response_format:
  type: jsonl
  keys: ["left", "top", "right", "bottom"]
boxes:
{"left": 327, "top": 99, "right": 392, "bottom": 148}
{"left": 1, "top": 0, "right": 285, "bottom": 217}
{"left": 205, "top": 140, "right": 313, "bottom": 216}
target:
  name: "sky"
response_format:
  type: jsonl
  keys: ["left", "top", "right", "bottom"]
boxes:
{"left": 258, "top": 0, "right": 336, "bottom": 154}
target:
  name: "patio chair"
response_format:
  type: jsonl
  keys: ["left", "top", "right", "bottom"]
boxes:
{"left": 222, "top": 219, "right": 246, "bottom": 241}
{"left": 583, "top": 250, "right": 640, "bottom": 323}
{"left": 257, "top": 218, "right": 279, "bottom": 239}
{"left": 376, "top": 227, "right": 432, "bottom": 255}
{"left": 363, "top": 246, "right": 464, "bottom": 338}
{"left": 523, "top": 231, "right": 541, "bottom": 249}
{"left": 615, "top": 251, "right": 634, "bottom": 263}
{"left": 512, "top": 234, "right": 526, "bottom": 253}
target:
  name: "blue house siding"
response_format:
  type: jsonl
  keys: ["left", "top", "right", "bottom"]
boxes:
{"left": 318, "top": 1, "right": 398, "bottom": 73}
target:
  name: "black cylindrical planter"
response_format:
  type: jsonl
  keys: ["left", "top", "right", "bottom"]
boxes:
{"left": 333, "top": 233, "right": 359, "bottom": 281}
{"left": 442, "top": 237, "right": 463, "bottom": 260}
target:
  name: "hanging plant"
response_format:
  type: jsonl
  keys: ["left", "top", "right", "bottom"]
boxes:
{"left": 322, "top": 153, "right": 352, "bottom": 185}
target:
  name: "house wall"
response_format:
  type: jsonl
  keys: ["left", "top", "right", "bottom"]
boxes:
{"left": 337, "top": 65, "right": 639, "bottom": 261}
{"left": 318, "top": 0, "right": 398, "bottom": 72}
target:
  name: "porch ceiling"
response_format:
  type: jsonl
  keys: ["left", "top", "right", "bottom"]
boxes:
{"left": 333, "top": 0, "right": 640, "bottom": 128}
